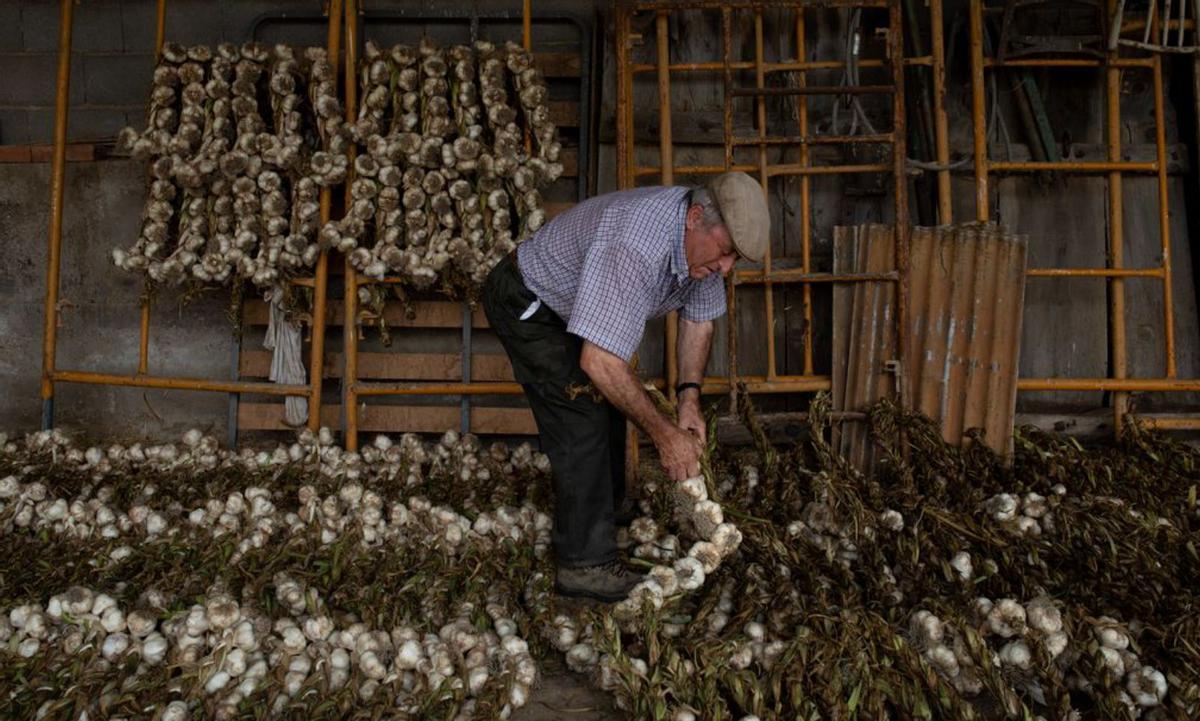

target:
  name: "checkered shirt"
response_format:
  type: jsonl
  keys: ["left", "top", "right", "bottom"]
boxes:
{"left": 516, "top": 186, "right": 727, "bottom": 361}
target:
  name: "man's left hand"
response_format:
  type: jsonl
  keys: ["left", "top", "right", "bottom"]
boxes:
{"left": 677, "top": 394, "right": 706, "bottom": 444}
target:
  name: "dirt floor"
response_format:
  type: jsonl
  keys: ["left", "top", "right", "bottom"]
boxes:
{"left": 510, "top": 657, "right": 621, "bottom": 720}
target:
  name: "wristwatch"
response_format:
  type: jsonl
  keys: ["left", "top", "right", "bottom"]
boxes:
{"left": 675, "top": 382, "right": 702, "bottom": 396}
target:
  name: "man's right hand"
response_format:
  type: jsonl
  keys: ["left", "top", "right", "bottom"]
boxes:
{"left": 656, "top": 426, "right": 703, "bottom": 481}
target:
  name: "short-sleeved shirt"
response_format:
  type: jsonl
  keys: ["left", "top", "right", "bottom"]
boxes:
{"left": 515, "top": 186, "right": 727, "bottom": 361}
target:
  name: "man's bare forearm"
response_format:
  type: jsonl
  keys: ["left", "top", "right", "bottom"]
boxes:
{"left": 677, "top": 319, "right": 714, "bottom": 386}
{"left": 579, "top": 342, "right": 675, "bottom": 443}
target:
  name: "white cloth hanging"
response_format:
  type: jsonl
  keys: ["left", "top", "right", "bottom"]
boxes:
{"left": 263, "top": 286, "right": 309, "bottom": 426}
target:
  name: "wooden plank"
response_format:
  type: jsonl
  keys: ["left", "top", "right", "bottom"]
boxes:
{"left": 533, "top": 52, "right": 582, "bottom": 77}
{"left": 545, "top": 201, "right": 574, "bottom": 219}
{"left": 237, "top": 402, "right": 537, "bottom": 435}
{"left": 549, "top": 101, "right": 578, "bottom": 128}
{"left": 239, "top": 350, "right": 514, "bottom": 382}
{"left": 243, "top": 299, "right": 489, "bottom": 328}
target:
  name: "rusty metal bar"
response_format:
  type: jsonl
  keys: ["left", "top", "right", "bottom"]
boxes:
{"left": 52, "top": 371, "right": 310, "bottom": 396}
{"left": 1153, "top": 53, "right": 1178, "bottom": 377}
{"left": 889, "top": 0, "right": 910, "bottom": 408}
{"left": 307, "top": 0, "right": 343, "bottom": 431}
{"left": 796, "top": 10, "right": 814, "bottom": 375}
{"left": 343, "top": 0, "right": 360, "bottom": 450}
{"left": 631, "top": 56, "right": 932, "bottom": 74}
{"left": 657, "top": 11, "right": 680, "bottom": 403}
{"left": 722, "top": 5, "right": 738, "bottom": 414}
{"left": 729, "top": 84, "right": 894, "bottom": 96}
{"left": 39, "top": 0, "right": 74, "bottom": 429}
{"left": 970, "top": 0, "right": 988, "bottom": 221}
{"left": 736, "top": 269, "right": 899, "bottom": 283}
{"left": 1136, "top": 414, "right": 1200, "bottom": 429}
{"left": 634, "top": 0, "right": 889, "bottom": 9}
{"left": 930, "top": 0, "right": 951, "bottom": 222}
{"left": 755, "top": 11, "right": 777, "bottom": 380}
{"left": 1019, "top": 378, "right": 1200, "bottom": 392}
{"left": 984, "top": 57, "right": 1155, "bottom": 68}
{"left": 1026, "top": 267, "right": 1164, "bottom": 278}
{"left": 991, "top": 160, "right": 1158, "bottom": 172}
{"left": 766, "top": 162, "right": 893, "bottom": 177}
{"left": 1107, "top": 0, "right": 1129, "bottom": 434}
{"left": 635, "top": 163, "right": 758, "bottom": 176}
{"left": 730, "top": 132, "right": 893, "bottom": 146}
{"left": 137, "top": 0, "right": 169, "bottom": 377}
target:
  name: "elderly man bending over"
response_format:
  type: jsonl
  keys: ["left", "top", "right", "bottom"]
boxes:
{"left": 482, "top": 171, "right": 768, "bottom": 601}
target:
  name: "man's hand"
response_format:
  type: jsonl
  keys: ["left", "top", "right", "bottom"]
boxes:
{"left": 656, "top": 425, "right": 703, "bottom": 481}
{"left": 677, "top": 392, "right": 706, "bottom": 443}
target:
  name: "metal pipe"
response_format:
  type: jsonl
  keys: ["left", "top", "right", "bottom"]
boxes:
{"left": 633, "top": 0, "right": 889, "bottom": 9}
{"left": 990, "top": 160, "right": 1157, "bottom": 172}
{"left": 730, "top": 132, "right": 894, "bottom": 146}
{"left": 984, "top": 57, "right": 1155, "bottom": 68}
{"left": 630, "top": 56, "right": 934, "bottom": 74}
{"left": 1153, "top": 54, "right": 1178, "bottom": 377}
{"left": 52, "top": 371, "right": 311, "bottom": 396}
{"left": 796, "top": 10, "right": 814, "bottom": 375}
{"left": 1018, "top": 377, "right": 1200, "bottom": 392}
{"left": 39, "top": 0, "right": 75, "bottom": 430}
{"left": 722, "top": 5, "right": 737, "bottom": 414}
{"left": 635, "top": 163, "right": 758, "bottom": 176}
{"left": 930, "top": 0, "right": 952, "bottom": 222}
{"left": 308, "top": 0, "right": 343, "bottom": 431}
{"left": 890, "top": 0, "right": 910, "bottom": 409}
{"left": 970, "top": 0, "right": 988, "bottom": 221}
{"left": 730, "top": 84, "right": 894, "bottom": 96}
{"left": 343, "top": 0, "right": 359, "bottom": 451}
{"left": 755, "top": 11, "right": 776, "bottom": 381}
{"left": 138, "top": 0, "right": 169, "bottom": 377}
{"left": 735, "top": 269, "right": 899, "bottom": 283}
{"left": 1026, "top": 267, "right": 1164, "bottom": 277}
{"left": 657, "top": 11, "right": 679, "bottom": 402}
{"left": 1107, "top": 0, "right": 1129, "bottom": 435}
{"left": 765, "top": 162, "right": 893, "bottom": 177}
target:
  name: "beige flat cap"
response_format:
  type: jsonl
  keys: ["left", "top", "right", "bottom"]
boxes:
{"left": 707, "top": 171, "right": 769, "bottom": 264}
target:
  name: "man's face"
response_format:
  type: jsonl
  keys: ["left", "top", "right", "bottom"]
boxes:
{"left": 684, "top": 204, "right": 738, "bottom": 281}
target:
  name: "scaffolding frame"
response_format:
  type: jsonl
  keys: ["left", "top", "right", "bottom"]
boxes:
{"left": 613, "top": 0, "right": 952, "bottom": 474}
{"left": 39, "top": 0, "right": 342, "bottom": 442}
{"left": 969, "top": 0, "right": 1200, "bottom": 432}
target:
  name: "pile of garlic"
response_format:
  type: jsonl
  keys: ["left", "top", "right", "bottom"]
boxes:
{"left": 114, "top": 42, "right": 348, "bottom": 288}
{"left": 330, "top": 38, "right": 562, "bottom": 297}
{"left": 4, "top": 577, "right": 536, "bottom": 721}
{"left": 982, "top": 486, "right": 1063, "bottom": 536}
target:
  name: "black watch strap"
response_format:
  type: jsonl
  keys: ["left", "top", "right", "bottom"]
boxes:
{"left": 675, "top": 382, "right": 702, "bottom": 396}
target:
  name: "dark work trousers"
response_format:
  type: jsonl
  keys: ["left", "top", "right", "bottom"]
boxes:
{"left": 482, "top": 253, "right": 626, "bottom": 568}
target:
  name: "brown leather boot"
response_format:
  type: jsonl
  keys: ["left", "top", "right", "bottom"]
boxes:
{"left": 555, "top": 560, "right": 643, "bottom": 603}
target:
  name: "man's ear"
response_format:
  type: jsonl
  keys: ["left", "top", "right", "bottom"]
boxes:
{"left": 684, "top": 204, "right": 701, "bottom": 231}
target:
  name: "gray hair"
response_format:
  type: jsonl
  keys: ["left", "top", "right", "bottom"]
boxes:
{"left": 689, "top": 186, "right": 724, "bottom": 229}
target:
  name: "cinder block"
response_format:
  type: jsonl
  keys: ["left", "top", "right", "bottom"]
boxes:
{"left": 220, "top": 0, "right": 306, "bottom": 44}
{"left": 22, "top": 0, "right": 124, "bottom": 53}
{"left": 0, "top": 53, "right": 86, "bottom": 106}
{"left": 122, "top": 0, "right": 223, "bottom": 51}
{"left": 0, "top": 3, "right": 22, "bottom": 52}
{"left": 0, "top": 109, "right": 31, "bottom": 145}
{"left": 83, "top": 53, "right": 154, "bottom": 105}
{"left": 25, "top": 105, "right": 127, "bottom": 143}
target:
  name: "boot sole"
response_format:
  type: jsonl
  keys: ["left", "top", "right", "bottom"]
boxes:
{"left": 554, "top": 582, "right": 632, "bottom": 604}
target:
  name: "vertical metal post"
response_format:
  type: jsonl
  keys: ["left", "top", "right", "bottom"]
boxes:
{"left": 969, "top": 0, "right": 989, "bottom": 222}
{"left": 722, "top": 6, "right": 738, "bottom": 413}
{"left": 890, "top": 0, "right": 910, "bottom": 407}
{"left": 308, "top": 0, "right": 344, "bottom": 432}
{"left": 1153, "top": 54, "right": 1177, "bottom": 378}
{"left": 137, "top": 0, "right": 167, "bottom": 377}
{"left": 795, "top": 10, "right": 814, "bottom": 375}
{"left": 930, "top": 0, "right": 952, "bottom": 222}
{"left": 615, "top": 2, "right": 640, "bottom": 489}
{"left": 343, "top": 0, "right": 360, "bottom": 450}
{"left": 40, "top": 0, "right": 75, "bottom": 430}
{"left": 1106, "top": 0, "right": 1128, "bottom": 433}
{"left": 657, "top": 12, "right": 679, "bottom": 402}
{"left": 461, "top": 304, "right": 472, "bottom": 435}
{"left": 754, "top": 11, "right": 777, "bottom": 380}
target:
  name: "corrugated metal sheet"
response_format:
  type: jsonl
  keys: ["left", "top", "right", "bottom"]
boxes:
{"left": 833, "top": 223, "right": 1028, "bottom": 463}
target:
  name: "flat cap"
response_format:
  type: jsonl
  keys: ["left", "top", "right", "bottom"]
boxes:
{"left": 706, "top": 171, "right": 769, "bottom": 264}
